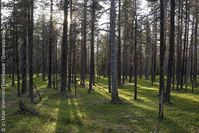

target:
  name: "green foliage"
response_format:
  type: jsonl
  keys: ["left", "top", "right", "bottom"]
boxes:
{"left": 4, "top": 76, "right": 199, "bottom": 133}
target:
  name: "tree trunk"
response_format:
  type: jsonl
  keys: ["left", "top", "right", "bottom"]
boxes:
{"left": 181, "top": 0, "right": 189, "bottom": 90}
{"left": 117, "top": 0, "right": 121, "bottom": 86}
{"left": 89, "top": 0, "right": 96, "bottom": 94}
{"left": 80, "top": 0, "right": 88, "bottom": 87}
{"left": 108, "top": 31, "right": 111, "bottom": 93}
{"left": 193, "top": 5, "right": 198, "bottom": 88}
{"left": 60, "top": 0, "right": 68, "bottom": 92}
{"left": 159, "top": 0, "right": 165, "bottom": 119}
{"left": 151, "top": 9, "right": 157, "bottom": 86}
{"left": 42, "top": 14, "right": 46, "bottom": 81}
{"left": 165, "top": 0, "right": 175, "bottom": 104}
{"left": 48, "top": 0, "right": 53, "bottom": 88}
{"left": 0, "top": 0, "right": 1, "bottom": 84}
{"left": 134, "top": 0, "right": 138, "bottom": 100}
{"left": 190, "top": 17, "right": 195, "bottom": 92}
{"left": 176, "top": 0, "right": 183, "bottom": 90}
{"left": 28, "top": 0, "right": 34, "bottom": 103}
{"left": 21, "top": 4, "right": 27, "bottom": 94}
{"left": 11, "top": 46, "right": 15, "bottom": 86}
{"left": 110, "top": 0, "right": 120, "bottom": 103}
{"left": 68, "top": 0, "right": 73, "bottom": 91}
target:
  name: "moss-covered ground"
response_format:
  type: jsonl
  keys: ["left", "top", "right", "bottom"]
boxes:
{"left": 3, "top": 76, "right": 199, "bottom": 133}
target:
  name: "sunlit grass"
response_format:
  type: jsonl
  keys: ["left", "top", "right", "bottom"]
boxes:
{"left": 3, "top": 75, "right": 199, "bottom": 133}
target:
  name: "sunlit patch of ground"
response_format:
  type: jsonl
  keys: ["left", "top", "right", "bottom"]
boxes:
{"left": 3, "top": 76, "right": 199, "bottom": 133}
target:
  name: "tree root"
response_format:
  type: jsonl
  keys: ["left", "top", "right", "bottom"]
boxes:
{"left": 18, "top": 100, "right": 39, "bottom": 116}
{"left": 110, "top": 98, "right": 124, "bottom": 104}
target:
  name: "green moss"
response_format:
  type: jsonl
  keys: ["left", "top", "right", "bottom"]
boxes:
{"left": 4, "top": 76, "right": 199, "bottom": 133}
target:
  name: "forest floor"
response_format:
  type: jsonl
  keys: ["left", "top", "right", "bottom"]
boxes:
{"left": 4, "top": 76, "right": 199, "bottom": 133}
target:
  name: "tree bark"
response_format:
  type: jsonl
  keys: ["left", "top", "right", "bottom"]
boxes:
{"left": 159, "top": 0, "right": 165, "bottom": 119}
{"left": 89, "top": 0, "right": 96, "bottom": 94}
{"left": 42, "top": 14, "right": 46, "bottom": 81}
{"left": 28, "top": 0, "right": 34, "bottom": 103}
{"left": 21, "top": 3, "right": 27, "bottom": 94}
{"left": 110, "top": 0, "right": 119, "bottom": 103}
{"left": 165, "top": 0, "right": 175, "bottom": 104}
{"left": 68, "top": 0, "right": 73, "bottom": 91}
{"left": 193, "top": 5, "right": 198, "bottom": 88}
{"left": 80, "top": 0, "right": 88, "bottom": 87}
{"left": 48, "top": 0, "right": 53, "bottom": 88}
{"left": 60, "top": 0, "right": 68, "bottom": 92}
{"left": 134, "top": 0, "right": 138, "bottom": 100}
{"left": 117, "top": 0, "right": 121, "bottom": 86}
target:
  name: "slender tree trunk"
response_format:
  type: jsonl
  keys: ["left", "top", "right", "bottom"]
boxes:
{"left": 117, "top": 0, "right": 121, "bottom": 86}
{"left": 139, "top": 42, "right": 143, "bottom": 79}
{"left": 184, "top": 1, "right": 190, "bottom": 90}
{"left": 190, "top": 18, "right": 195, "bottom": 92}
{"left": 151, "top": 10, "right": 157, "bottom": 86}
{"left": 48, "top": 0, "right": 53, "bottom": 88}
{"left": 60, "top": 0, "right": 68, "bottom": 92}
{"left": 13, "top": 0, "right": 20, "bottom": 95}
{"left": 12, "top": 47, "right": 15, "bottom": 86}
{"left": 0, "top": 0, "right": 1, "bottom": 85}
{"left": 89, "top": 0, "right": 96, "bottom": 94}
{"left": 179, "top": 0, "right": 184, "bottom": 90}
{"left": 96, "top": 36, "right": 99, "bottom": 80}
{"left": 15, "top": 27, "right": 20, "bottom": 96}
{"left": 55, "top": 36, "right": 58, "bottom": 89}
{"left": 42, "top": 14, "right": 46, "bottom": 81}
{"left": 73, "top": 23, "right": 77, "bottom": 96}
{"left": 52, "top": 34, "right": 56, "bottom": 89}
{"left": 181, "top": 0, "right": 189, "bottom": 90}
{"left": 159, "top": 0, "right": 165, "bottom": 119}
{"left": 122, "top": 7, "right": 128, "bottom": 85}
{"left": 108, "top": 31, "right": 111, "bottom": 93}
{"left": 176, "top": 0, "right": 183, "bottom": 90}
{"left": 68, "top": 0, "right": 73, "bottom": 91}
{"left": 193, "top": 6, "right": 198, "bottom": 88}
{"left": 165, "top": 0, "right": 175, "bottom": 104}
{"left": 145, "top": 18, "right": 150, "bottom": 80}
{"left": 134, "top": 0, "right": 138, "bottom": 100}
{"left": 21, "top": 4, "right": 27, "bottom": 94}
{"left": 28, "top": 0, "right": 34, "bottom": 103}
{"left": 80, "top": 0, "right": 88, "bottom": 87}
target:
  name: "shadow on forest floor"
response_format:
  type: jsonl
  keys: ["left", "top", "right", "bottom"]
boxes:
{"left": 4, "top": 76, "right": 199, "bottom": 133}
